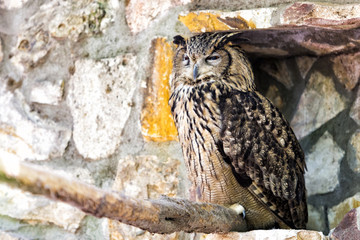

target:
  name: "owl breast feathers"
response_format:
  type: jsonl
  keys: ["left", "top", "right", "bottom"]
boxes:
{"left": 169, "top": 32, "right": 307, "bottom": 230}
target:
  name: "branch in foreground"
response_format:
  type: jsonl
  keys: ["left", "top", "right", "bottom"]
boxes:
{"left": 0, "top": 159, "right": 247, "bottom": 234}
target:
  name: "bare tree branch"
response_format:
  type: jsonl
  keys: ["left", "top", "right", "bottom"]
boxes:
{"left": 0, "top": 159, "right": 247, "bottom": 234}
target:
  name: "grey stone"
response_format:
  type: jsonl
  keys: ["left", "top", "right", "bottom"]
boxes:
{"left": 126, "top": 0, "right": 191, "bottom": 34}
{"left": 0, "top": 0, "right": 29, "bottom": 10}
{"left": 10, "top": 0, "right": 115, "bottom": 72}
{"left": 347, "top": 130, "right": 360, "bottom": 173}
{"left": 305, "top": 131, "right": 344, "bottom": 196}
{"left": 0, "top": 184, "right": 85, "bottom": 232}
{"left": 66, "top": 55, "right": 138, "bottom": 159}
{"left": 307, "top": 205, "right": 326, "bottom": 232}
{"left": 29, "top": 79, "right": 64, "bottom": 105}
{"left": 295, "top": 56, "right": 317, "bottom": 79}
{"left": 291, "top": 71, "right": 346, "bottom": 140}
{"left": 0, "top": 38, "right": 2, "bottom": 63}
{"left": 0, "top": 82, "right": 71, "bottom": 161}
{"left": 350, "top": 88, "right": 360, "bottom": 126}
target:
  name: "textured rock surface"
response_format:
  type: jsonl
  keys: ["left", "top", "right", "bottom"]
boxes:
{"left": 0, "top": 184, "right": 85, "bottom": 232}
{"left": 0, "top": 37, "right": 3, "bottom": 63}
{"left": 307, "top": 205, "right": 326, "bottom": 232}
{"left": 330, "top": 207, "right": 360, "bottom": 240}
{"left": 305, "top": 131, "right": 344, "bottom": 196}
{"left": 350, "top": 88, "right": 360, "bottom": 126}
{"left": 291, "top": 71, "right": 346, "bottom": 140}
{"left": 328, "top": 193, "right": 360, "bottom": 230}
{"left": 260, "top": 59, "right": 293, "bottom": 89}
{"left": 67, "top": 55, "right": 138, "bottom": 159}
{"left": 0, "top": 82, "right": 71, "bottom": 161}
{"left": 125, "top": 0, "right": 191, "bottom": 34}
{"left": 348, "top": 130, "right": 360, "bottom": 173}
{"left": 109, "top": 155, "right": 180, "bottom": 240}
{"left": 295, "top": 56, "right": 317, "bottom": 79}
{"left": 0, "top": 0, "right": 29, "bottom": 10}
{"left": 332, "top": 52, "right": 360, "bottom": 91}
{"left": 141, "top": 38, "right": 178, "bottom": 141}
{"left": 179, "top": 9, "right": 275, "bottom": 32}
{"left": 200, "top": 230, "right": 326, "bottom": 240}
{"left": 29, "top": 79, "right": 64, "bottom": 105}
{"left": 281, "top": 2, "right": 360, "bottom": 26}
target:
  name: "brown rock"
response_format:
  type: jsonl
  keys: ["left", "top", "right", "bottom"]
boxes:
{"left": 332, "top": 52, "right": 360, "bottom": 91}
{"left": 330, "top": 207, "right": 360, "bottom": 240}
{"left": 282, "top": 2, "right": 360, "bottom": 27}
{"left": 295, "top": 56, "right": 317, "bottom": 79}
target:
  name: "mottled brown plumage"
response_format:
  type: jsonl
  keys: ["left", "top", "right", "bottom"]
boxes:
{"left": 169, "top": 32, "right": 307, "bottom": 230}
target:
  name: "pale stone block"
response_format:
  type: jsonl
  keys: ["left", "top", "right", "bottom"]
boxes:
{"left": 291, "top": 71, "right": 346, "bottom": 140}
{"left": 67, "top": 55, "right": 138, "bottom": 159}
{"left": 305, "top": 131, "right": 344, "bottom": 196}
{"left": 29, "top": 79, "right": 64, "bottom": 105}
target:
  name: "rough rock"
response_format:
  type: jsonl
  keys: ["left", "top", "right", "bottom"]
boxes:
{"left": 348, "top": 130, "right": 360, "bottom": 173}
{"left": 260, "top": 59, "right": 293, "bottom": 89}
{"left": 332, "top": 52, "right": 360, "bottom": 91}
{"left": 307, "top": 205, "right": 326, "bottom": 232}
{"left": 281, "top": 2, "right": 360, "bottom": 26}
{"left": 10, "top": 0, "right": 115, "bottom": 72}
{"left": 330, "top": 207, "right": 360, "bottom": 240}
{"left": 126, "top": 0, "right": 191, "bottom": 34}
{"left": 350, "top": 87, "right": 360, "bottom": 126}
{"left": 305, "top": 131, "right": 344, "bottom": 196}
{"left": 291, "top": 71, "right": 346, "bottom": 140}
{"left": 328, "top": 192, "right": 360, "bottom": 230}
{"left": 0, "top": 82, "right": 71, "bottom": 161}
{"left": 0, "top": 184, "right": 85, "bottom": 233}
{"left": 0, "top": 231, "right": 20, "bottom": 240}
{"left": 67, "top": 55, "right": 137, "bottom": 159}
{"left": 29, "top": 79, "right": 64, "bottom": 105}
{"left": 0, "top": 37, "right": 3, "bottom": 63}
{"left": 179, "top": 9, "right": 275, "bottom": 33}
{"left": 109, "top": 155, "right": 180, "bottom": 240}
{"left": 0, "top": 0, "right": 29, "bottom": 10}
{"left": 295, "top": 56, "right": 317, "bottom": 79}
{"left": 199, "top": 230, "right": 326, "bottom": 240}
{"left": 141, "top": 38, "right": 178, "bottom": 142}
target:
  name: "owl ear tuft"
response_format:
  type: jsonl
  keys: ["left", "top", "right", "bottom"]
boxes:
{"left": 173, "top": 35, "right": 186, "bottom": 46}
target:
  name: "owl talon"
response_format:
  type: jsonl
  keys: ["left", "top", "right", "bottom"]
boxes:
{"left": 229, "top": 203, "right": 246, "bottom": 219}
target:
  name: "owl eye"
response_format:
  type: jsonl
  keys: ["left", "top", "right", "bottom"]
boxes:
{"left": 206, "top": 52, "right": 221, "bottom": 65}
{"left": 182, "top": 54, "right": 190, "bottom": 66}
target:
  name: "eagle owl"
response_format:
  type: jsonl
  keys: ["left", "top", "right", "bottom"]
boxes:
{"left": 169, "top": 32, "right": 307, "bottom": 230}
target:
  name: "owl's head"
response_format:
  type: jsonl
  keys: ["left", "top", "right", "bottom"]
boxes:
{"left": 170, "top": 32, "right": 255, "bottom": 92}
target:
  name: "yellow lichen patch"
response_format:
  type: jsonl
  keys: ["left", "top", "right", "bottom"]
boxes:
{"left": 179, "top": 11, "right": 256, "bottom": 33}
{"left": 141, "top": 38, "right": 178, "bottom": 142}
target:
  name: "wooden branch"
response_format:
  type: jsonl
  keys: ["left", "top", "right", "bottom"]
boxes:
{"left": 0, "top": 158, "right": 247, "bottom": 234}
{"left": 232, "top": 23, "right": 360, "bottom": 57}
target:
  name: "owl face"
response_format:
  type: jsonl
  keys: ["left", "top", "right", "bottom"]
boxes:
{"left": 171, "top": 32, "right": 256, "bottom": 92}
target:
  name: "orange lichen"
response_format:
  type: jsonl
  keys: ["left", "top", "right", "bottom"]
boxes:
{"left": 141, "top": 38, "right": 178, "bottom": 142}
{"left": 178, "top": 11, "right": 256, "bottom": 33}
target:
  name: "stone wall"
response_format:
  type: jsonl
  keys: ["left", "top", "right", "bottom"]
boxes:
{"left": 0, "top": 0, "right": 360, "bottom": 239}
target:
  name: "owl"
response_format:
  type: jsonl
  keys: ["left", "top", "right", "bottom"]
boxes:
{"left": 169, "top": 32, "right": 307, "bottom": 230}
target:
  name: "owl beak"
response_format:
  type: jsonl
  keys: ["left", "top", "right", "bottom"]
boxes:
{"left": 193, "top": 63, "right": 199, "bottom": 80}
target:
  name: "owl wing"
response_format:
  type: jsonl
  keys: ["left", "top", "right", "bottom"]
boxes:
{"left": 219, "top": 90, "right": 307, "bottom": 229}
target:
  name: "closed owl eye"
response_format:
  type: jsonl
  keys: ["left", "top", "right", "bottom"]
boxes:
{"left": 206, "top": 52, "right": 221, "bottom": 65}
{"left": 182, "top": 54, "right": 190, "bottom": 66}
